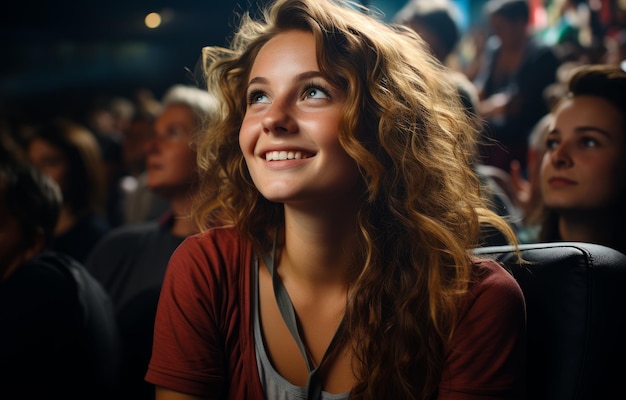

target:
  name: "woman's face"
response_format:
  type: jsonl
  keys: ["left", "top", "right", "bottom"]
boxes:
{"left": 27, "top": 138, "right": 68, "bottom": 190}
{"left": 541, "top": 95, "right": 626, "bottom": 211}
{"left": 145, "top": 103, "right": 198, "bottom": 199}
{"left": 239, "top": 29, "right": 361, "bottom": 207}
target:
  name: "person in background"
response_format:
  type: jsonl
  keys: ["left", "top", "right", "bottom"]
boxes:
{"left": 393, "top": 0, "right": 478, "bottom": 117}
{"left": 538, "top": 63, "right": 626, "bottom": 254}
{"left": 86, "top": 84, "right": 219, "bottom": 400}
{"left": 117, "top": 95, "right": 169, "bottom": 225}
{"left": 603, "top": 28, "right": 626, "bottom": 66}
{"left": 145, "top": 0, "right": 525, "bottom": 399}
{"left": 84, "top": 95, "right": 126, "bottom": 227}
{"left": 0, "top": 140, "right": 120, "bottom": 399}
{"left": 26, "top": 118, "right": 110, "bottom": 263}
{"left": 393, "top": 0, "right": 462, "bottom": 65}
{"left": 473, "top": 0, "right": 560, "bottom": 174}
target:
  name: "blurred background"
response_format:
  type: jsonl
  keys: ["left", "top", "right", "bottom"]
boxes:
{"left": 1, "top": 0, "right": 269, "bottom": 120}
{"left": 1, "top": 0, "right": 623, "bottom": 124}
{"left": 0, "top": 0, "right": 423, "bottom": 122}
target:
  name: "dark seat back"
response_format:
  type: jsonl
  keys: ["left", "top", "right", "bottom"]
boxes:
{"left": 474, "top": 242, "right": 626, "bottom": 400}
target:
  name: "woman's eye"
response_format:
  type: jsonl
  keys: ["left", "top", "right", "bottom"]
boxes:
{"left": 303, "top": 85, "right": 330, "bottom": 100}
{"left": 162, "top": 126, "right": 187, "bottom": 141}
{"left": 545, "top": 138, "right": 559, "bottom": 150}
{"left": 248, "top": 90, "right": 269, "bottom": 104}
{"left": 582, "top": 137, "right": 598, "bottom": 148}
{"left": 168, "top": 127, "right": 182, "bottom": 138}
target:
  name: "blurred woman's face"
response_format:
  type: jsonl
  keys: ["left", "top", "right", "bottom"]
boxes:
{"left": 541, "top": 95, "right": 626, "bottom": 211}
{"left": 145, "top": 103, "right": 198, "bottom": 199}
{"left": 27, "top": 138, "right": 68, "bottom": 190}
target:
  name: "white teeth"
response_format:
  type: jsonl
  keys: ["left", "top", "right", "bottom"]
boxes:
{"left": 265, "top": 151, "right": 303, "bottom": 161}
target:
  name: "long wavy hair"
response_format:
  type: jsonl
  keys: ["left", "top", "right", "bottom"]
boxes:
{"left": 194, "top": 0, "right": 517, "bottom": 398}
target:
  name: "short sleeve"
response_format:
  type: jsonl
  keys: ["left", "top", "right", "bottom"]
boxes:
{"left": 144, "top": 227, "right": 261, "bottom": 399}
{"left": 145, "top": 234, "right": 228, "bottom": 397}
{"left": 438, "top": 260, "right": 526, "bottom": 400}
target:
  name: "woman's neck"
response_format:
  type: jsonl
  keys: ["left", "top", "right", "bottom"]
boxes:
{"left": 280, "top": 205, "right": 359, "bottom": 291}
{"left": 168, "top": 192, "right": 198, "bottom": 238}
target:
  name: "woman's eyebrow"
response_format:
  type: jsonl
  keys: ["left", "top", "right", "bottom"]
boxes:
{"left": 248, "top": 70, "right": 323, "bottom": 87}
{"left": 573, "top": 126, "right": 613, "bottom": 138}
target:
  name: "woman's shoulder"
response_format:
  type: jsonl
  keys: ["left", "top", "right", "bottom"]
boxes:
{"left": 170, "top": 226, "right": 255, "bottom": 277}
{"left": 470, "top": 257, "right": 524, "bottom": 304}
{"left": 159, "top": 226, "right": 256, "bottom": 326}
{"left": 183, "top": 225, "right": 249, "bottom": 251}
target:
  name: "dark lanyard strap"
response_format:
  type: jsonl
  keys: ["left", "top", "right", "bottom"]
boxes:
{"left": 263, "top": 230, "right": 344, "bottom": 400}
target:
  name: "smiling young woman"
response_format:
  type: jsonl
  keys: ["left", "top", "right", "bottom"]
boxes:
{"left": 145, "top": 1, "right": 526, "bottom": 399}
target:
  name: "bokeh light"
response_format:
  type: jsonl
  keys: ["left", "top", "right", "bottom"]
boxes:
{"left": 144, "top": 12, "right": 162, "bottom": 29}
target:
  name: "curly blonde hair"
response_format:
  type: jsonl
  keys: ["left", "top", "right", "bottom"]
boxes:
{"left": 194, "top": 0, "right": 517, "bottom": 398}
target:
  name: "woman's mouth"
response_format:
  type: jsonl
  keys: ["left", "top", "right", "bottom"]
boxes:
{"left": 548, "top": 177, "right": 576, "bottom": 186}
{"left": 264, "top": 150, "right": 313, "bottom": 161}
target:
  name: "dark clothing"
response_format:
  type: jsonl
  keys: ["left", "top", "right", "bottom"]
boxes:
{"left": 475, "top": 37, "right": 560, "bottom": 172}
{"left": 53, "top": 212, "right": 110, "bottom": 264}
{"left": 0, "top": 251, "right": 120, "bottom": 399}
{"left": 86, "top": 211, "right": 183, "bottom": 310}
{"left": 86, "top": 211, "right": 185, "bottom": 400}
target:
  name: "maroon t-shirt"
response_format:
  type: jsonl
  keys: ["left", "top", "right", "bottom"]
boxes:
{"left": 146, "top": 226, "right": 525, "bottom": 399}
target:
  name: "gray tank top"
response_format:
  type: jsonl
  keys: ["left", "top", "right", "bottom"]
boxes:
{"left": 253, "top": 256, "right": 351, "bottom": 400}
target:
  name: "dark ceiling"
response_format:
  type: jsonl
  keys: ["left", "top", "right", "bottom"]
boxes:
{"left": 0, "top": 1, "right": 275, "bottom": 118}
{"left": 0, "top": 0, "right": 411, "bottom": 120}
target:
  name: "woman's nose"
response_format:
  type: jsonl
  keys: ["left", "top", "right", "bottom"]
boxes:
{"left": 550, "top": 143, "right": 572, "bottom": 168}
{"left": 261, "top": 100, "right": 297, "bottom": 135}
